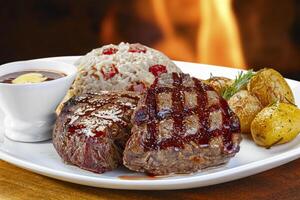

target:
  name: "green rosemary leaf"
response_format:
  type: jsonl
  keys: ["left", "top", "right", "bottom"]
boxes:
{"left": 222, "top": 69, "right": 254, "bottom": 100}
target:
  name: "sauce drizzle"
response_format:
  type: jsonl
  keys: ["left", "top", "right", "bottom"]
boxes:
{"left": 137, "top": 73, "right": 240, "bottom": 152}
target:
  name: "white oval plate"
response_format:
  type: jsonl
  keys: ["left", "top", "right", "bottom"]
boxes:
{"left": 0, "top": 56, "right": 300, "bottom": 190}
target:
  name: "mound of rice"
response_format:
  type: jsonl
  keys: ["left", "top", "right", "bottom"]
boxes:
{"left": 73, "top": 42, "right": 181, "bottom": 95}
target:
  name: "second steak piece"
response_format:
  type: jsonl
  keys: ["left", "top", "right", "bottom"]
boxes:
{"left": 123, "top": 73, "right": 242, "bottom": 175}
{"left": 53, "top": 91, "right": 140, "bottom": 173}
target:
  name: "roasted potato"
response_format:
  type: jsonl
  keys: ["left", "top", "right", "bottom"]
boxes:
{"left": 228, "top": 90, "right": 263, "bottom": 133}
{"left": 205, "top": 77, "right": 233, "bottom": 95}
{"left": 247, "top": 68, "right": 294, "bottom": 107}
{"left": 251, "top": 102, "right": 300, "bottom": 148}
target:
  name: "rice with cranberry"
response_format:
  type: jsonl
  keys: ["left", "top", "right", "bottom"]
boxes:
{"left": 73, "top": 42, "right": 181, "bottom": 94}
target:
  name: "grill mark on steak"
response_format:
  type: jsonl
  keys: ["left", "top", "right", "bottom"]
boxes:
{"left": 171, "top": 73, "right": 184, "bottom": 137}
{"left": 193, "top": 78, "right": 210, "bottom": 146}
{"left": 144, "top": 86, "right": 158, "bottom": 150}
{"left": 135, "top": 73, "right": 240, "bottom": 153}
{"left": 159, "top": 73, "right": 185, "bottom": 148}
{"left": 124, "top": 73, "right": 241, "bottom": 175}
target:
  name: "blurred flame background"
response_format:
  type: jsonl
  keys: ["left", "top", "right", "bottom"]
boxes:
{"left": 0, "top": 0, "right": 299, "bottom": 79}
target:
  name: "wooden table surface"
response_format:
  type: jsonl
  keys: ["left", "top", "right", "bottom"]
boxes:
{"left": 1, "top": 159, "right": 300, "bottom": 200}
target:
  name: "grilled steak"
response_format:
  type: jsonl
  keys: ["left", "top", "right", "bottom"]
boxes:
{"left": 53, "top": 91, "right": 140, "bottom": 173}
{"left": 123, "top": 73, "right": 241, "bottom": 175}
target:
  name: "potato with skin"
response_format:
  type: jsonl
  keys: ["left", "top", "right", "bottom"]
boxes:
{"left": 228, "top": 90, "right": 263, "bottom": 133}
{"left": 205, "top": 77, "right": 233, "bottom": 95}
{"left": 247, "top": 68, "right": 294, "bottom": 107}
{"left": 251, "top": 103, "right": 300, "bottom": 148}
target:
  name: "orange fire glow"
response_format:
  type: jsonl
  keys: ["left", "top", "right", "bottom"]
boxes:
{"left": 151, "top": 0, "right": 195, "bottom": 61}
{"left": 151, "top": 0, "right": 246, "bottom": 69}
{"left": 197, "top": 0, "right": 246, "bottom": 68}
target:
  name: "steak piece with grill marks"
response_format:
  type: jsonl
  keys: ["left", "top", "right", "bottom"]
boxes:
{"left": 53, "top": 91, "right": 140, "bottom": 173}
{"left": 123, "top": 73, "right": 241, "bottom": 175}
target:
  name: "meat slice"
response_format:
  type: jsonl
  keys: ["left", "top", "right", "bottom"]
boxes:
{"left": 123, "top": 73, "right": 241, "bottom": 175}
{"left": 53, "top": 91, "right": 140, "bottom": 173}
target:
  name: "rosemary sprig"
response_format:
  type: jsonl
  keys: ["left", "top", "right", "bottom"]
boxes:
{"left": 222, "top": 69, "right": 254, "bottom": 100}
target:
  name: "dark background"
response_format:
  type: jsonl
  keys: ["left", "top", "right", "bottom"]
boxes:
{"left": 0, "top": 0, "right": 299, "bottom": 80}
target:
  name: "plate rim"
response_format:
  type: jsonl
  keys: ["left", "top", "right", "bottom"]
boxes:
{"left": 1, "top": 142, "right": 300, "bottom": 190}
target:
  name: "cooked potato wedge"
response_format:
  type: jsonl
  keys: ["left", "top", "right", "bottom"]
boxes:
{"left": 228, "top": 90, "right": 263, "bottom": 133}
{"left": 251, "top": 102, "right": 300, "bottom": 148}
{"left": 205, "top": 77, "right": 233, "bottom": 95}
{"left": 247, "top": 68, "right": 294, "bottom": 107}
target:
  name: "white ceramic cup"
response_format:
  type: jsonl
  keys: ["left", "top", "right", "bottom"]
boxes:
{"left": 0, "top": 60, "right": 77, "bottom": 142}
